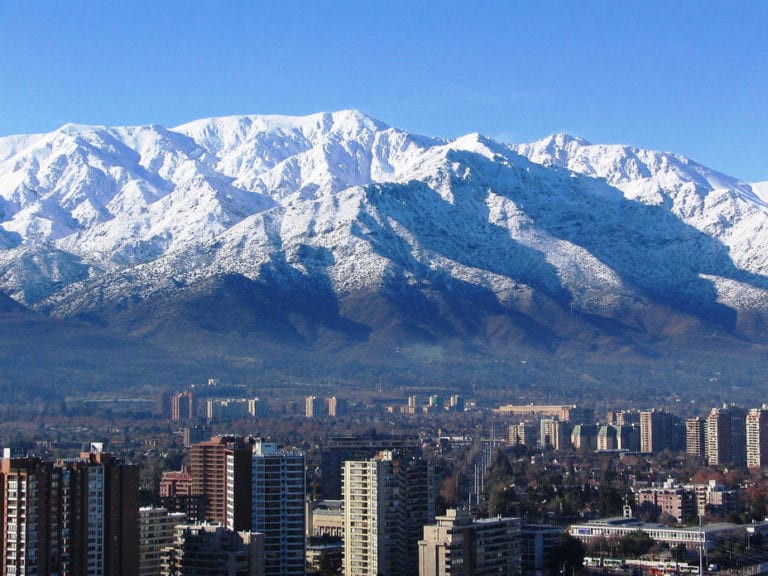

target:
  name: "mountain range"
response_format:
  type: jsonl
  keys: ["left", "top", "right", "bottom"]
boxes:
{"left": 2, "top": 110, "right": 767, "bottom": 396}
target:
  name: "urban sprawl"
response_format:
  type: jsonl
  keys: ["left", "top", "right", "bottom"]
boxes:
{"left": 3, "top": 381, "right": 768, "bottom": 575}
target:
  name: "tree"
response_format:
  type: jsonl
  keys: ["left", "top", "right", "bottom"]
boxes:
{"left": 619, "top": 530, "right": 654, "bottom": 558}
{"left": 553, "top": 534, "right": 585, "bottom": 576}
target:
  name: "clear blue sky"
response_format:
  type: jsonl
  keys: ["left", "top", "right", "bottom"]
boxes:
{"left": 1, "top": 1, "right": 766, "bottom": 181}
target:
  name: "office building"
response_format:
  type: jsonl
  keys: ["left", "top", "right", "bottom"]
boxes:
{"left": 495, "top": 404, "right": 594, "bottom": 425}
{"left": 568, "top": 517, "right": 742, "bottom": 555}
{"left": 249, "top": 440, "right": 306, "bottom": 576}
{"left": 418, "top": 509, "right": 521, "bottom": 576}
{"left": 307, "top": 499, "right": 344, "bottom": 539}
{"left": 343, "top": 451, "right": 434, "bottom": 576}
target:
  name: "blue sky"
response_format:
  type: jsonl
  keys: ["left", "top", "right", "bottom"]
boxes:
{"left": 1, "top": 1, "right": 766, "bottom": 181}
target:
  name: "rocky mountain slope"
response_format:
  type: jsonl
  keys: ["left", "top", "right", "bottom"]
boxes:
{"left": 2, "top": 110, "right": 768, "bottom": 375}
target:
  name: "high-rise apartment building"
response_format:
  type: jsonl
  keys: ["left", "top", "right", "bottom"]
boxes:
{"left": 539, "top": 419, "right": 569, "bottom": 450}
{"left": 159, "top": 469, "right": 206, "bottom": 522}
{"left": 171, "top": 392, "right": 195, "bottom": 421}
{"left": 305, "top": 396, "right": 327, "bottom": 418}
{"left": 705, "top": 405, "right": 747, "bottom": 466}
{"left": 321, "top": 435, "right": 421, "bottom": 499}
{"left": 686, "top": 417, "right": 705, "bottom": 458}
{"left": 328, "top": 396, "right": 348, "bottom": 417}
{"left": 161, "top": 523, "right": 264, "bottom": 576}
{"left": 640, "top": 410, "right": 683, "bottom": 454}
{"left": 571, "top": 424, "right": 597, "bottom": 451}
{"left": 139, "top": 507, "right": 187, "bottom": 576}
{"left": 343, "top": 451, "right": 435, "bottom": 576}
{"left": 248, "top": 398, "right": 268, "bottom": 418}
{"left": 249, "top": 440, "right": 305, "bottom": 576}
{"left": 634, "top": 479, "right": 696, "bottom": 524}
{"left": 746, "top": 407, "right": 768, "bottom": 469}
{"left": 0, "top": 449, "right": 139, "bottom": 576}
{"left": 607, "top": 410, "right": 641, "bottom": 426}
{"left": 189, "top": 436, "right": 253, "bottom": 528}
{"left": 418, "top": 509, "right": 521, "bottom": 576}
{"left": 1, "top": 455, "right": 53, "bottom": 575}
{"left": 509, "top": 422, "right": 536, "bottom": 447}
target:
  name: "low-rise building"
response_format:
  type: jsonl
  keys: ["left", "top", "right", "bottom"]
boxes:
{"left": 568, "top": 516, "right": 742, "bottom": 555}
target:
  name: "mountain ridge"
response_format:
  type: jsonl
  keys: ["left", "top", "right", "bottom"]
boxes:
{"left": 2, "top": 110, "right": 768, "bottom": 393}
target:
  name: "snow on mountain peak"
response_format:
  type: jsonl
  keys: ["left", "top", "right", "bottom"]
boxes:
{"left": 1, "top": 110, "right": 768, "bottom": 341}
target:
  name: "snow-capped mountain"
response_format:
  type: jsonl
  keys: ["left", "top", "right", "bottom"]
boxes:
{"left": 1, "top": 110, "right": 767, "bottom": 353}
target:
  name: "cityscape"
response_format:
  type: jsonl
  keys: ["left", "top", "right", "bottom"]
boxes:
{"left": 2, "top": 383, "right": 768, "bottom": 575}
{"left": 1, "top": 3, "right": 766, "bottom": 576}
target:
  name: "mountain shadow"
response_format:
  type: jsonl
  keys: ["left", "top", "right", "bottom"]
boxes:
{"left": 443, "top": 149, "right": 768, "bottom": 332}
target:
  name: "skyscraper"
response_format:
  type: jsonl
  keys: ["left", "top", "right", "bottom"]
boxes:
{"left": 686, "top": 417, "right": 705, "bottom": 458}
{"left": 305, "top": 396, "right": 327, "bottom": 418}
{"left": 0, "top": 448, "right": 139, "bottom": 576}
{"left": 171, "top": 392, "right": 195, "bottom": 421}
{"left": 321, "top": 435, "right": 421, "bottom": 499}
{"left": 190, "top": 436, "right": 253, "bottom": 528}
{"left": 139, "top": 507, "right": 187, "bottom": 576}
{"left": 705, "top": 405, "right": 747, "bottom": 466}
{"left": 249, "top": 440, "right": 305, "bottom": 576}
{"left": 343, "top": 451, "right": 434, "bottom": 576}
{"left": 640, "top": 409, "right": 683, "bottom": 454}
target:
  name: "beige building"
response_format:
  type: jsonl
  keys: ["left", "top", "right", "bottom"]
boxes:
{"left": 418, "top": 509, "right": 521, "bottom": 576}
{"left": 634, "top": 480, "right": 696, "bottom": 524}
{"left": 307, "top": 499, "right": 344, "bottom": 539}
{"left": 495, "top": 404, "right": 593, "bottom": 424}
{"left": 139, "top": 507, "right": 187, "bottom": 576}
{"left": 686, "top": 417, "right": 705, "bottom": 457}
{"left": 343, "top": 451, "right": 434, "bottom": 576}
{"left": 746, "top": 407, "right": 768, "bottom": 469}
{"left": 305, "top": 396, "right": 326, "bottom": 418}
{"left": 508, "top": 422, "right": 536, "bottom": 447}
